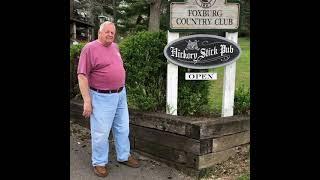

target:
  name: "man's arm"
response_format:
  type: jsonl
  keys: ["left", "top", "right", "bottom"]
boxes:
{"left": 78, "top": 74, "right": 92, "bottom": 118}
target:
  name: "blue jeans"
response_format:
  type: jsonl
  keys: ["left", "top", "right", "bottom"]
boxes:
{"left": 89, "top": 87, "right": 130, "bottom": 166}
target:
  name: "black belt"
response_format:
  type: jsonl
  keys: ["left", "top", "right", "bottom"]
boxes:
{"left": 90, "top": 87, "right": 123, "bottom": 94}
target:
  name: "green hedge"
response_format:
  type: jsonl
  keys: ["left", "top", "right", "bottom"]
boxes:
{"left": 119, "top": 31, "right": 210, "bottom": 116}
{"left": 119, "top": 31, "right": 168, "bottom": 112}
{"left": 70, "top": 43, "right": 86, "bottom": 99}
{"left": 234, "top": 84, "right": 250, "bottom": 115}
{"left": 178, "top": 69, "right": 210, "bottom": 116}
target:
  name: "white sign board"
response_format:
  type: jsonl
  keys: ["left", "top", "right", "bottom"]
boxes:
{"left": 170, "top": 0, "right": 240, "bottom": 30}
{"left": 185, "top": 72, "right": 217, "bottom": 80}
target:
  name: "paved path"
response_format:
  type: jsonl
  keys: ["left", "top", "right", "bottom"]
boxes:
{"left": 70, "top": 122, "right": 195, "bottom": 180}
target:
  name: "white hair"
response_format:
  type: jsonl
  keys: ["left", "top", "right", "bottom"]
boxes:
{"left": 99, "top": 21, "right": 115, "bottom": 32}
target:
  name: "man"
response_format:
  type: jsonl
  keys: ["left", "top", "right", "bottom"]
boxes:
{"left": 77, "top": 21, "right": 140, "bottom": 177}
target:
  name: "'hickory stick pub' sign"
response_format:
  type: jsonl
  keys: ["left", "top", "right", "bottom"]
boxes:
{"left": 163, "top": 34, "right": 241, "bottom": 70}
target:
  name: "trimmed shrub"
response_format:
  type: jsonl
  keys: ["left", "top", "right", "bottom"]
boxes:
{"left": 178, "top": 69, "right": 210, "bottom": 116}
{"left": 120, "top": 31, "right": 210, "bottom": 116}
{"left": 119, "top": 31, "right": 167, "bottom": 112}
{"left": 234, "top": 84, "right": 250, "bottom": 115}
{"left": 70, "top": 43, "right": 86, "bottom": 99}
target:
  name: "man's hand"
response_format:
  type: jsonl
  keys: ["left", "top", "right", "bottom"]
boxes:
{"left": 78, "top": 74, "right": 92, "bottom": 118}
{"left": 83, "top": 101, "right": 92, "bottom": 118}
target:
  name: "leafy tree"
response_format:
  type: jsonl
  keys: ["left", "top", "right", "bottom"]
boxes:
{"left": 239, "top": 0, "right": 250, "bottom": 37}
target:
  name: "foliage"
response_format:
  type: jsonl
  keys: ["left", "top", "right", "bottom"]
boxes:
{"left": 239, "top": 0, "right": 250, "bottom": 37}
{"left": 237, "top": 173, "right": 250, "bottom": 180}
{"left": 234, "top": 84, "right": 250, "bottom": 115}
{"left": 119, "top": 31, "right": 167, "bottom": 111}
{"left": 208, "top": 37, "right": 250, "bottom": 116}
{"left": 71, "top": 0, "right": 250, "bottom": 41}
{"left": 119, "top": 31, "right": 210, "bottom": 116}
{"left": 70, "top": 43, "right": 86, "bottom": 99}
{"left": 178, "top": 69, "right": 211, "bottom": 116}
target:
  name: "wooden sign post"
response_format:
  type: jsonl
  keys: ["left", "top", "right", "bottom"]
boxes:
{"left": 166, "top": 32, "right": 179, "bottom": 115}
{"left": 222, "top": 32, "right": 238, "bottom": 117}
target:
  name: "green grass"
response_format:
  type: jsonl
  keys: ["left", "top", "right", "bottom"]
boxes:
{"left": 208, "top": 37, "right": 250, "bottom": 112}
{"left": 237, "top": 173, "right": 250, "bottom": 180}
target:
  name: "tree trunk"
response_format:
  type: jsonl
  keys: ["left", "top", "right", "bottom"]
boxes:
{"left": 113, "top": 0, "right": 119, "bottom": 42}
{"left": 113, "top": 0, "right": 117, "bottom": 25}
{"left": 88, "top": 0, "right": 93, "bottom": 24}
{"left": 70, "top": 0, "right": 74, "bottom": 18}
{"left": 148, "top": 0, "right": 161, "bottom": 32}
